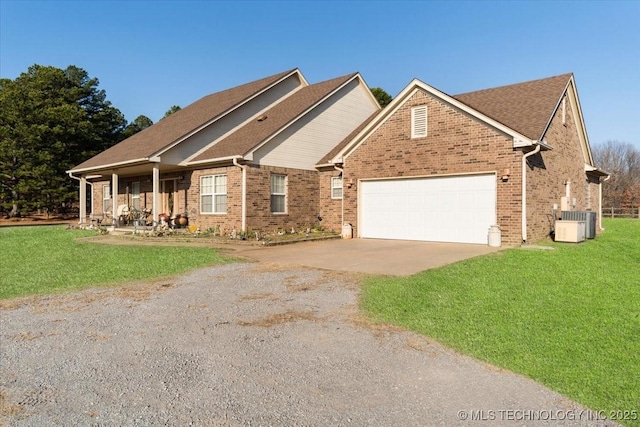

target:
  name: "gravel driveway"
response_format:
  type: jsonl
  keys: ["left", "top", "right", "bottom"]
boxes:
{"left": 1, "top": 262, "right": 613, "bottom": 426}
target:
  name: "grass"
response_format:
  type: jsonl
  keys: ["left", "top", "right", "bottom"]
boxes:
{"left": 361, "top": 219, "right": 640, "bottom": 425}
{"left": 0, "top": 225, "right": 232, "bottom": 299}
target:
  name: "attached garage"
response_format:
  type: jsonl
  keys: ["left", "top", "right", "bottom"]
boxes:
{"left": 359, "top": 174, "right": 497, "bottom": 244}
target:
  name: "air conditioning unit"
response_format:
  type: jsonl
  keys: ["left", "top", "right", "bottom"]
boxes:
{"left": 555, "top": 220, "right": 586, "bottom": 243}
{"left": 561, "top": 211, "right": 596, "bottom": 239}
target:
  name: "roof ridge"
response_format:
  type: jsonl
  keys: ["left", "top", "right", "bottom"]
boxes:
{"left": 197, "top": 68, "right": 300, "bottom": 103}
{"left": 454, "top": 72, "right": 573, "bottom": 97}
{"left": 307, "top": 72, "right": 359, "bottom": 86}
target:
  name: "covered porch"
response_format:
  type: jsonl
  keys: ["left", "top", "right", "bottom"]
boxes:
{"left": 69, "top": 161, "right": 193, "bottom": 229}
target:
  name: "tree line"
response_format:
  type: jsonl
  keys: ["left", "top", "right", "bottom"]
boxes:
{"left": 592, "top": 141, "right": 640, "bottom": 210}
{"left": 0, "top": 64, "right": 180, "bottom": 217}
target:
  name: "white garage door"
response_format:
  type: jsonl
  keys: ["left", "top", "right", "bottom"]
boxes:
{"left": 359, "top": 174, "right": 496, "bottom": 244}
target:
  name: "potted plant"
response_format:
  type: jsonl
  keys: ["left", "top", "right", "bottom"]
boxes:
{"left": 175, "top": 212, "right": 188, "bottom": 228}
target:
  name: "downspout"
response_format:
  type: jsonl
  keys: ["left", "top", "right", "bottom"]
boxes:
{"left": 333, "top": 164, "right": 344, "bottom": 230}
{"left": 67, "top": 172, "right": 85, "bottom": 225}
{"left": 521, "top": 144, "right": 541, "bottom": 243}
{"left": 599, "top": 175, "right": 611, "bottom": 231}
{"left": 233, "top": 157, "right": 247, "bottom": 232}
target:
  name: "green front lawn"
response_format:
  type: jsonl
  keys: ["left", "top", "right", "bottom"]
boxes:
{"left": 0, "top": 226, "right": 231, "bottom": 299}
{"left": 362, "top": 219, "right": 640, "bottom": 425}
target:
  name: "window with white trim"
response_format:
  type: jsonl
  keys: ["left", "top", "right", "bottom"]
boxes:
{"left": 201, "top": 175, "right": 227, "bottom": 214}
{"left": 331, "top": 176, "right": 343, "bottom": 199}
{"left": 131, "top": 182, "right": 140, "bottom": 210}
{"left": 411, "top": 105, "right": 427, "bottom": 138}
{"left": 271, "top": 174, "right": 287, "bottom": 213}
{"left": 103, "top": 184, "right": 111, "bottom": 213}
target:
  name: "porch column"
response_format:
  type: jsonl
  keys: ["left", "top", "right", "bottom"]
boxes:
{"left": 79, "top": 176, "right": 87, "bottom": 225}
{"left": 112, "top": 172, "right": 119, "bottom": 226}
{"left": 152, "top": 163, "right": 160, "bottom": 223}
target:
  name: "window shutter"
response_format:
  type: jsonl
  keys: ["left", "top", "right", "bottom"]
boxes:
{"left": 411, "top": 106, "right": 427, "bottom": 138}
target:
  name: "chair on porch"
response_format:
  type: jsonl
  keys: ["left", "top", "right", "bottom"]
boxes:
{"left": 116, "top": 204, "right": 130, "bottom": 226}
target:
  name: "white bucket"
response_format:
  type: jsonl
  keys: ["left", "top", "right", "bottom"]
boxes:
{"left": 341, "top": 223, "right": 353, "bottom": 239}
{"left": 488, "top": 225, "right": 501, "bottom": 247}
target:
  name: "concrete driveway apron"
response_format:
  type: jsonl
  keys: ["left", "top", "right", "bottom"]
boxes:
{"left": 237, "top": 238, "right": 502, "bottom": 275}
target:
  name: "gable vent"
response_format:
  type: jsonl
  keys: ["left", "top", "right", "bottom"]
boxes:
{"left": 411, "top": 105, "right": 427, "bottom": 138}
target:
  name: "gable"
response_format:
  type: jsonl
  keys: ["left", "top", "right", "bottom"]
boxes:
{"left": 188, "top": 73, "right": 379, "bottom": 165}
{"left": 347, "top": 87, "right": 513, "bottom": 163}
{"left": 543, "top": 80, "right": 593, "bottom": 166}
{"left": 333, "top": 80, "right": 534, "bottom": 165}
{"left": 330, "top": 74, "right": 585, "bottom": 166}
{"left": 249, "top": 77, "right": 379, "bottom": 170}
{"left": 560, "top": 79, "right": 593, "bottom": 165}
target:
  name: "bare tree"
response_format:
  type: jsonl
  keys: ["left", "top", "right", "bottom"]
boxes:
{"left": 592, "top": 141, "right": 640, "bottom": 208}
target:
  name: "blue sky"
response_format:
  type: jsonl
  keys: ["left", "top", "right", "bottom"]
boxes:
{"left": 1, "top": 1, "right": 639, "bottom": 150}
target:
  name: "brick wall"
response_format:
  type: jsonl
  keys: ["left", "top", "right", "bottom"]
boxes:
{"left": 244, "top": 164, "right": 320, "bottom": 233}
{"left": 318, "top": 169, "right": 343, "bottom": 232}
{"left": 342, "top": 89, "right": 524, "bottom": 245}
{"left": 88, "top": 165, "right": 319, "bottom": 235}
{"left": 526, "top": 93, "right": 594, "bottom": 242}
{"left": 92, "top": 180, "right": 109, "bottom": 215}
{"left": 186, "top": 166, "right": 242, "bottom": 233}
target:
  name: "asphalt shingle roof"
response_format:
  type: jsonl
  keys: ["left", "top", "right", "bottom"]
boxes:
{"left": 71, "top": 69, "right": 297, "bottom": 171}
{"left": 191, "top": 73, "right": 358, "bottom": 162}
{"left": 72, "top": 71, "right": 572, "bottom": 172}
{"left": 452, "top": 73, "right": 572, "bottom": 140}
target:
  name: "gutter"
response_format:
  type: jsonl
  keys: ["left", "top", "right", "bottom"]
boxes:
{"left": 67, "top": 158, "right": 150, "bottom": 175}
{"left": 67, "top": 171, "right": 80, "bottom": 182}
{"left": 233, "top": 157, "right": 247, "bottom": 232}
{"left": 521, "top": 144, "right": 542, "bottom": 243}
{"left": 185, "top": 155, "right": 244, "bottom": 167}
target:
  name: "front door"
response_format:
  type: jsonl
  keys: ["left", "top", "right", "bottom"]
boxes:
{"left": 161, "top": 179, "right": 176, "bottom": 217}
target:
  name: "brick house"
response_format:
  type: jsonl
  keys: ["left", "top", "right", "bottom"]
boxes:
{"left": 69, "top": 70, "right": 607, "bottom": 245}
{"left": 67, "top": 69, "right": 380, "bottom": 234}
{"left": 317, "top": 73, "right": 608, "bottom": 245}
